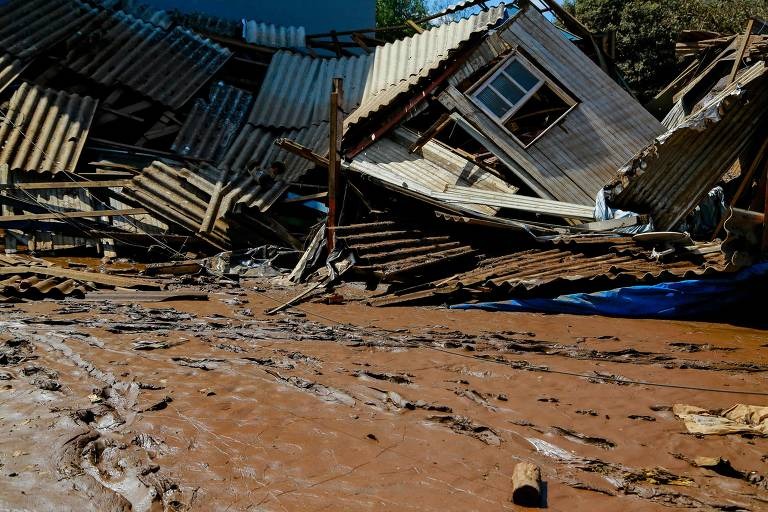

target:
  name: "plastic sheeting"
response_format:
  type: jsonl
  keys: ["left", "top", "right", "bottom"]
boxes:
{"left": 451, "top": 262, "right": 768, "bottom": 319}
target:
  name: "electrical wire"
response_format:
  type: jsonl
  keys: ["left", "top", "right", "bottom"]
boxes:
{"left": 0, "top": 109, "right": 190, "bottom": 258}
{"left": 251, "top": 287, "right": 768, "bottom": 397}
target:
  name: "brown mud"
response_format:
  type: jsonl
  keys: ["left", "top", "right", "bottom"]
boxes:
{"left": 1, "top": 280, "right": 767, "bottom": 511}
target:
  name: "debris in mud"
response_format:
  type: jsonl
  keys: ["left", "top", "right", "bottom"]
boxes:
{"left": 673, "top": 404, "right": 768, "bottom": 436}
{"left": 552, "top": 426, "right": 617, "bottom": 449}
{"left": 140, "top": 396, "right": 173, "bottom": 412}
{"left": 33, "top": 378, "right": 62, "bottom": 391}
{"left": 367, "top": 387, "right": 452, "bottom": 412}
{"left": 623, "top": 467, "right": 695, "bottom": 487}
{"left": 265, "top": 369, "right": 356, "bottom": 406}
{"left": 576, "top": 409, "right": 599, "bottom": 416}
{"left": 427, "top": 415, "right": 502, "bottom": 445}
{"left": 511, "top": 462, "right": 544, "bottom": 507}
{"left": 354, "top": 370, "right": 414, "bottom": 384}
{"left": 628, "top": 415, "right": 656, "bottom": 422}
{"left": 0, "top": 338, "right": 34, "bottom": 366}
{"left": 171, "top": 357, "right": 224, "bottom": 371}
{"left": 132, "top": 339, "right": 188, "bottom": 351}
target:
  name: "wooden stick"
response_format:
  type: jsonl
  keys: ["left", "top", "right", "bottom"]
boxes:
{"left": 328, "top": 77, "right": 344, "bottom": 253}
{"left": 0, "top": 208, "right": 147, "bottom": 222}
{"left": 511, "top": 462, "right": 542, "bottom": 506}
{"left": 728, "top": 19, "right": 755, "bottom": 84}
{"left": 409, "top": 113, "right": 452, "bottom": 153}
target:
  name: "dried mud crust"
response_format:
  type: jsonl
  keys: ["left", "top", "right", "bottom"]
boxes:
{"left": 0, "top": 290, "right": 766, "bottom": 511}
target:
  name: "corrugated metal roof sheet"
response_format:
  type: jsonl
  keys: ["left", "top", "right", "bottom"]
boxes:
{"left": 244, "top": 20, "right": 306, "bottom": 49}
{"left": 610, "top": 63, "right": 768, "bottom": 231}
{"left": 0, "top": 0, "right": 99, "bottom": 59}
{"left": 174, "top": 11, "right": 241, "bottom": 39}
{"left": 0, "top": 82, "right": 98, "bottom": 173}
{"left": 98, "top": 0, "right": 172, "bottom": 28}
{"left": 347, "top": 128, "right": 516, "bottom": 216}
{"left": 64, "top": 11, "right": 232, "bottom": 109}
{"left": 0, "top": 53, "right": 28, "bottom": 94}
{"left": 218, "top": 122, "right": 329, "bottom": 212}
{"left": 172, "top": 81, "right": 253, "bottom": 162}
{"left": 249, "top": 4, "right": 506, "bottom": 130}
{"left": 248, "top": 52, "right": 372, "bottom": 129}
{"left": 0, "top": 274, "right": 87, "bottom": 300}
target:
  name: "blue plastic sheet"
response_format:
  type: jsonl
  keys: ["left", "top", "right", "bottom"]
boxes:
{"left": 451, "top": 262, "right": 768, "bottom": 319}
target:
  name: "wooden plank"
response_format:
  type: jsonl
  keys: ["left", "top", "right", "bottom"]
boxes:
{"left": 275, "top": 139, "right": 329, "bottom": 167}
{"left": 728, "top": 19, "right": 756, "bottom": 84}
{"left": 0, "top": 180, "right": 131, "bottom": 190}
{"left": 0, "top": 266, "right": 162, "bottom": 289}
{"left": 282, "top": 192, "right": 329, "bottom": 204}
{"left": 409, "top": 113, "right": 452, "bottom": 153}
{"left": 328, "top": 77, "right": 343, "bottom": 252}
{"left": 0, "top": 208, "right": 147, "bottom": 222}
{"left": 574, "top": 215, "right": 648, "bottom": 231}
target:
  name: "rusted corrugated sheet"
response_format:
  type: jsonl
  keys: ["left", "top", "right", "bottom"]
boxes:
{"left": 347, "top": 128, "right": 516, "bottom": 216}
{"left": 610, "top": 63, "right": 768, "bottom": 231}
{"left": 333, "top": 221, "right": 478, "bottom": 282}
{"left": 218, "top": 122, "right": 329, "bottom": 212}
{"left": 244, "top": 20, "right": 306, "bottom": 48}
{"left": 249, "top": 5, "right": 505, "bottom": 131}
{"left": 0, "top": 82, "right": 98, "bottom": 173}
{"left": 0, "top": 0, "right": 99, "bottom": 59}
{"left": 0, "top": 274, "right": 87, "bottom": 300}
{"left": 64, "top": 11, "right": 231, "bottom": 109}
{"left": 172, "top": 82, "right": 253, "bottom": 162}
{"left": 0, "top": 53, "right": 28, "bottom": 94}
{"left": 372, "top": 239, "right": 731, "bottom": 306}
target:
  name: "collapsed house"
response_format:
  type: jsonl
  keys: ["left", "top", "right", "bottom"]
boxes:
{"left": 0, "top": 0, "right": 766, "bottom": 312}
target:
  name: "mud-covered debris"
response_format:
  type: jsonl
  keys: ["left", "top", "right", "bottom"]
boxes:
{"left": 171, "top": 357, "right": 224, "bottom": 371}
{"left": 33, "top": 378, "right": 62, "bottom": 391}
{"left": 133, "top": 339, "right": 187, "bottom": 351}
{"left": 0, "top": 338, "right": 34, "bottom": 366}
{"left": 588, "top": 371, "right": 632, "bottom": 385}
{"left": 141, "top": 396, "right": 173, "bottom": 412}
{"left": 243, "top": 357, "right": 295, "bottom": 370}
{"left": 427, "top": 415, "right": 502, "bottom": 445}
{"left": 576, "top": 409, "right": 599, "bottom": 416}
{"left": 628, "top": 415, "right": 656, "bottom": 421}
{"left": 354, "top": 370, "right": 413, "bottom": 384}
{"left": 552, "top": 426, "right": 616, "bottom": 449}
{"left": 673, "top": 403, "right": 768, "bottom": 436}
{"left": 265, "top": 369, "right": 355, "bottom": 406}
{"left": 623, "top": 467, "right": 695, "bottom": 486}
{"left": 0, "top": 371, "right": 12, "bottom": 380}
{"left": 455, "top": 388, "right": 496, "bottom": 410}
{"left": 369, "top": 387, "right": 452, "bottom": 412}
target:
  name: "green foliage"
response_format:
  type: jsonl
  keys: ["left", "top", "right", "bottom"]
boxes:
{"left": 377, "top": 0, "right": 430, "bottom": 40}
{"left": 565, "top": 0, "right": 768, "bottom": 102}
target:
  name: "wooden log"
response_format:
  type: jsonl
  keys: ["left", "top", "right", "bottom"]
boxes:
{"left": 511, "top": 462, "right": 542, "bottom": 506}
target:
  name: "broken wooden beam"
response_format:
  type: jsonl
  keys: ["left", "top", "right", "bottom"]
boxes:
{"left": 275, "top": 138, "right": 329, "bottom": 168}
{"left": 0, "top": 208, "right": 148, "bottom": 222}
{"left": 0, "top": 180, "right": 131, "bottom": 190}
{"left": 409, "top": 113, "right": 452, "bottom": 153}
{"left": 728, "top": 19, "right": 756, "bottom": 84}
{"left": 0, "top": 266, "right": 163, "bottom": 290}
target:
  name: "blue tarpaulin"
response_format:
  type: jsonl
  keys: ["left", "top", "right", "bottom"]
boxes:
{"left": 451, "top": 262, "right": 768, "bottom": 319}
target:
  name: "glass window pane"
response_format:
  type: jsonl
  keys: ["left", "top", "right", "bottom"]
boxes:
{"left": 505, "top": 60, "right": 539, "bottom": 91}
{"left": 491, "top": 74, "right": 525, "bottom": 105}
{"left": 475, "top": 87, "right": 509, "bottom": 118}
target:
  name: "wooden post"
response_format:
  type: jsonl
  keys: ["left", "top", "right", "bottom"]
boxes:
{"left": 728, "top": 19, "right": 755, "bottom": 84}
{"left": 511, "top": 462, "right": 542, "bottom": 506}
{"left": 327, "top": 77, "right": 343, "bottom": 253}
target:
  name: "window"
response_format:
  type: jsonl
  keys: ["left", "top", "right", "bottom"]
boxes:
{"left": 470, "top": 55, "right": 577, "bottom": 146}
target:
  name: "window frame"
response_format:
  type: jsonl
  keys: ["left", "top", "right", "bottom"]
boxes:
{"left": 467, "top": 53, "right": 578, "bottom": 148}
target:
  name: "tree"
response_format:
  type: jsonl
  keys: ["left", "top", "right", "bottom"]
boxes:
{"left": 563, "top": 0, "right": 768, "bottom": 102}
{"left": 376, "top": 0, "right": 430, "bottom": 40}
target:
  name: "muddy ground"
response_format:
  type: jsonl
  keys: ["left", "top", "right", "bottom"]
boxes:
{"left": 0, "top": 279, "right": 767, "bottom": 511}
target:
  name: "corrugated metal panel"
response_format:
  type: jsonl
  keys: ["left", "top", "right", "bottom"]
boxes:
{"left": 372, "top": 239, "right": 731, "bottom": 306}
{"left": 173, "top": 11, "right": 241, "bottom": 39}
{"left": 218, "top": 122, "right": 329, "bottom": 212}
{"left": 244, "top": 21, "right": 306, "bottom": 49}
{"left": 248, "top": 51, "right": 372, "bottom": 129}
{"left": 98, "top": 0, "right": 172, "bottom": 28}
{"left": 64, "top": 10, "right": 232, "bottom": 109}
{"left": 249, "top": 5, "right": 505, "bottom": 130}
{"left": 0, "top": 0, "right": 99, "bottom": 59}
{"left": 172, "top": 81, "right": 253, "bottom": 162}
{"left": 361, "top": 3, "right": 507, "bottom": 100}
{"left": 432, "top": 186, "right": 596, "bottom": 220}
{"left": 0, "top": 82, "right": 98, "bottom": 173}
{"left": 0, "top": 53, "right": 28, "bottom": 94}
{"left": 610, "top": 63, "right": 768, "bottom": 231}
{"left": 0, "top": 274, "right": 87, "bottom": 299}
{"left": 347, "top": 128, "right": 516, "bottom": 216}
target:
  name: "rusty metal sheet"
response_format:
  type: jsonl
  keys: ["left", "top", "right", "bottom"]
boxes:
{"left": 609, "top": 63, "right": 768, "bottom": 231}
{"left": 0, "top": 82, "right": 98, "bottom": 173}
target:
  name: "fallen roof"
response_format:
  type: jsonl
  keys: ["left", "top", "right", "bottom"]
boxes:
{"left": 0, "top": 82, "right": 98, "bottom": 173}
{"left": 346, "top": 128, "right": 517, "bottom": 217}
{"left": 63, "top": 10, "right": 231, "bottom": 109}
{"left": 248, "top": 4, "right": 507, "bottom": 130}
{"left": 172, "top": 81, "right": 254, "bottom": 162}
{"left": 608, "top": 63, "right": 768, "bottom": 231}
